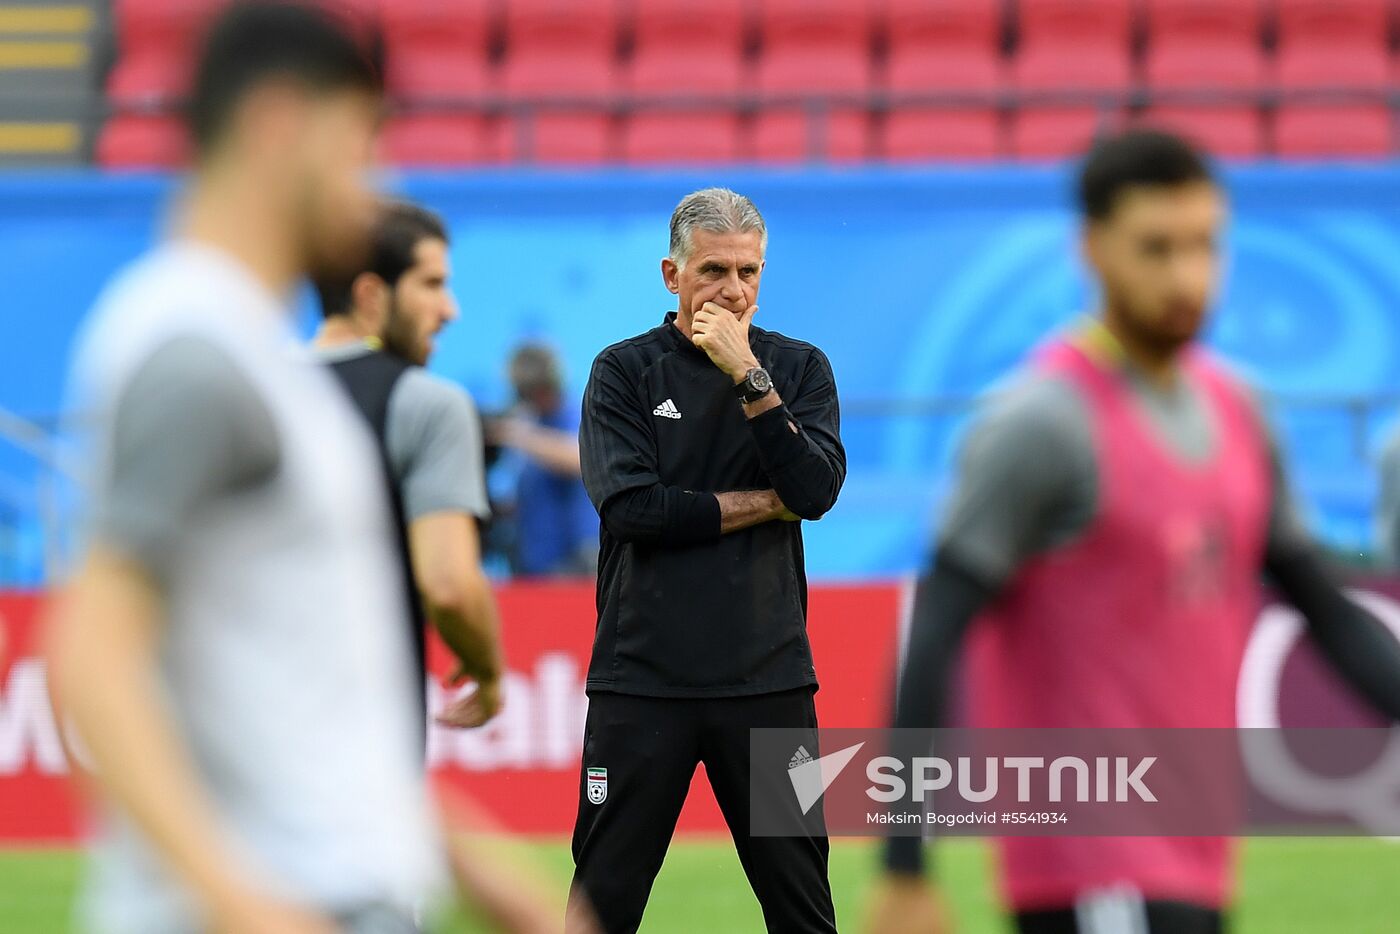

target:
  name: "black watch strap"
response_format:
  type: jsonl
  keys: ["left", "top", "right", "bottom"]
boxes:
{"left": 735, "top": 367, "right": 774, "bottom": 404}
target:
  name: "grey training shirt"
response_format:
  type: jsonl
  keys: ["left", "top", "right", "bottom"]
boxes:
{"left": 72, "top": 241, "right": 439, "bottom": 933}
{"left": 938, "top": 358, "right": 1312, "bottom": 591}
{"left": 315, "top": 343, "right": 490, "bottom": 522}
{"left": 93, "top": 334, "right": 280, "bottom": 583}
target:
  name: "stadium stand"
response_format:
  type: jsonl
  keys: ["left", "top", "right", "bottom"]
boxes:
{"left": 627, "top": 0, "right": 746, "bottom": 95}
{"left": 78, "top": 0, "right": 1400, "bottom": 165}
{"left": 1145, "top": 0, "right": 1267, "bottom": 90}
{"left": 498, "top": 0, "right": 619, "bottom": 163}
{"left": 1141, "top": 0, "right": 1267, "bottom": 158}
{"left": 620, "top": 0, "right": 747, "bottom": 164}
{"left": 377, "top": 0, "right": 497, "bottom": 164}
{"left": 1145, "top": 105, "right": 1265, "bottom": 158}
{"left": 1276, "top": 106, "right": 1394, "bottom": 158}
{"left": 621, "top": 111, "right": 745, "bottom": 164}
{"left": 1009, "top": 0, "right": 1133, "bottom": 159}
{"left": 1275, "top": 0, "right": 1390, "bottom": 91}
{"left": 98, "top": 0, "right": 212, "bottom": 167}
{"left": 381, "top": 0, "right": 493, "bottom": 99}
{"left": 880, "top": 0, "right": 1004, "bottom": 161}
{"left": 381, "top": 114, "right": 498, "bottom": 166}
{"left": 752, "top": 0, "right": 873, "bottom": 162}
{"left": 0, "top": 1, "right": 101, "bottom": 166}
{"left": 1272, "top": 0, "right": 1394, "bottom": 159}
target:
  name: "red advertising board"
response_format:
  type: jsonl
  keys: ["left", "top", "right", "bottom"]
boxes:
{"left": 0, "top": 592, "right": 83, "bottom": 842}
{"left": 3, "top": 579, "right": 1396, "bottom": 844}
{"left": 0, "top": 583, "right": 904, "bottom": 843}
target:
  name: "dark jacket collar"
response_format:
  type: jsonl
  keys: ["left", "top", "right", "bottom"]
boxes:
{"left": 661, "top": 311, "right": 709, "bottom": 357}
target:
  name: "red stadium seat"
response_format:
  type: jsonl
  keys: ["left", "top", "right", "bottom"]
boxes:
{"left": 497, "top": 113, "right": 615, "bottom": 164}
{"left": 1144, "top": 0, "right": 1266, "bottom": 91}
{"left": 755, "top": 0, "right": 873, "bottom": 94}
{"left": 500, "top": 0, "right": 620, "bottom": 97}
{"left": 1013, "top": 0, "right": 1133, "bottom": 92}
{"left": 380, "top": 115, "right": 499, "bottom": 165}
{"left": 752, "top": 109, "right": 870, "bottom": 162}
{"left": 1275, "top": 0, "right": 1390, "bottom": 90}
{"left": 624, "top": 0, "right": 746, "bottom": 158}
{"left": 106, "top": 0, "right": 221, "bottom": 104}
{"left": 620, "top": 112, "right": 744, "bottom": 164}
{"left": 880, "top": 0, "right": 1004, "bottom": 160}
{"left": 101, "top": 0, "right": 386, "bottom": 168}
{"left": 1141, "top": 107, "right": 1264, "bottom": 158}
{"left": 97, "top": 114, "right": 188, "bottom": 168}
{"left": 628, "top": 55, "right": 745, "bottom": 97}
{"left": 753, "top": 0, "right": 872, "bottom": 163}
{"left": 885, "top": 0, "right": 1003, "bottom": 92}
{"left": 380, "top": 0, "right": 494, "bottom": 97}
{"left": 626, "top": 0, "right": 746, "bottom": 94}
{"left": 502, "top": 48, "right": 618, "bottom": 98}
{"left": 107, "top": 0, "right": 385, "bottom": 97}
{"left": 1275, "top": 106, "right": 1393, "bottom": 157}
{"left": 882, "top": 110, "right": 1002, "bottom": 161}
{"left": 1010, "top": 0, "right": 1131, "bottom": 160}
{"left": 1010, "top": 108, "right": 1120, "bottom": 159}
{"left": 497, "top": 0, "right": 619, "bottom": 164}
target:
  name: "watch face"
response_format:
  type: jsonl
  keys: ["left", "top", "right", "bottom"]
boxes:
{"left": 750, "top": 368, "right": 773, "bottom": 392}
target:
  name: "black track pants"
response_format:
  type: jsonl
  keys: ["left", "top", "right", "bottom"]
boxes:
{"left": 568, "top": 688, "right": 838, "bottom": 934}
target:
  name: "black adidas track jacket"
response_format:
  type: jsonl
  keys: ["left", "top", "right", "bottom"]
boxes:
{"left": 579, "top": 312, "right": 846, "bottom": 698}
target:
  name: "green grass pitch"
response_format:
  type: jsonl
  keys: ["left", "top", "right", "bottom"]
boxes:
{"left": 2, "top": 837, "right": 1397, "bottom": 931}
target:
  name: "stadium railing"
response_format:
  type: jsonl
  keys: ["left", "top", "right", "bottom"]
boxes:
{"left": 1, "top": 392, "right": 1395, "bottom": 587}
{"left": 97, "top": 85, "right": 1400, "bottom": 164}
{"left": 0, "top": 407, "right": 74, "bottom": 587}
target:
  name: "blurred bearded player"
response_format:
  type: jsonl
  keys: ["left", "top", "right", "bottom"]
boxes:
{"left": 314, "top": 200, "right": 503, "bottom": 736}
{"left": 866, "top": 129, "right": 1400, "bottom": 934}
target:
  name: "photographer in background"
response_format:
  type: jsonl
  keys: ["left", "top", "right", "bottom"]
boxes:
{"left": 487, "top": 343, "right": 599, "bottom": 578}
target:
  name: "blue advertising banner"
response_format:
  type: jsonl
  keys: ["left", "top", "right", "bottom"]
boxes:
{"left": 2, "top": 166, "right": 1399, "bottom": 578}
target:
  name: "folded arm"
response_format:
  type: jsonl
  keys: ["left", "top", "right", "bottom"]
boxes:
{"left": 581, "top": 351, "right": 792, "bottom": 546}
{"left": 742, "top": 349, "right": 846, "bottom": 520}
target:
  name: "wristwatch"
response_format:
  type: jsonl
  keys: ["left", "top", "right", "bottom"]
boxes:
{"left": 734, "top": 366, "right": 774, "bottom": 404}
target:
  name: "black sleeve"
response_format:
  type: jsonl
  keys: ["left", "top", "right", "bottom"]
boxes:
{"left": 882, "top": 556, "right": 997, "bottom": 876}
{"left": 579, "top": 350, "right": 722, "bottom": 547}
{"left": 1265, "top": 543, "right": 1400, "bottom": 722}
{"left": 746, "top": 347, "right": 846, "bottom": 520}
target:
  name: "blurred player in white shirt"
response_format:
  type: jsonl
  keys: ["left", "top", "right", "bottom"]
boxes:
{"left": 51, "top": 4, "right": 442, "bottom": 932}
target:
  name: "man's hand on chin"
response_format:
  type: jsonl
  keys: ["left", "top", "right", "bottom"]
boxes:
{"left": 691, "top": 301, "right": 759, "bottom": 381}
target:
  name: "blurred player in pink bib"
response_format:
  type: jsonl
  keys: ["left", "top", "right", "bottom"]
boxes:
{"left": 868, "top": 129, "right": 1400, "bottom": 934}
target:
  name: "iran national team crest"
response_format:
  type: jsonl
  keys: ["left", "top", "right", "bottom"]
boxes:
{"left": 587, "top": 767, "right": 608, "bottom": 805}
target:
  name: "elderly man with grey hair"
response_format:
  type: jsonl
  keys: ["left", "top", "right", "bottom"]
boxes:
{"left": 568, "top": 188, "right": 845, "bottom": 932}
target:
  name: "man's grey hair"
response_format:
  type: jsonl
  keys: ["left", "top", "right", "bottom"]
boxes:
{"left": 668, "top": 188, "right": 768, "bottom": 269}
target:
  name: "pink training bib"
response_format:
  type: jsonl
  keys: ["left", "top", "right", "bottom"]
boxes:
{"left": 966, "top": 338, "right": 1272, "bottom": 911}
